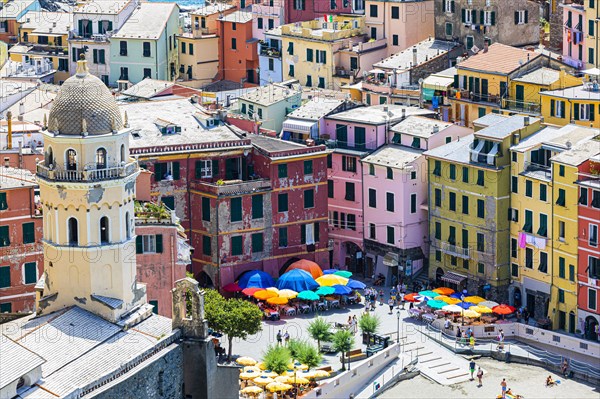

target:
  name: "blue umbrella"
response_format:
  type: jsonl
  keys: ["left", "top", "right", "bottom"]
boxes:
{"left": 332, "top": 284, "right": 352, "bottom": 295}
{"left": 323, "top": 269, "right": 339, "bottom": 274}
{"left": 458, "top": 301, "right": 476, "bottom": 309}
{"left": 238, "top": 270, "right": 275, "bottom": 289}
{"left": 450, "top": 292, "right": 470, "bottom": 300}
{"left": 276, "top": 269, "right": 319, "bottom": 292}
{"left": 346, "top": 279, "right": 366, "bottom": 290}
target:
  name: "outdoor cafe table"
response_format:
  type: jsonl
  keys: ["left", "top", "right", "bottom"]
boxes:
{"left": 422, "top": 313, "right": 436, "bottom": 323}
{"left": 299, "top": 304, "right": 311, "bottom": 313}
{"left": 283, "top": 306, "right": 296, "bottom": 316}
{"left": 409, "top": 308, "right": 424, "bottom": 318}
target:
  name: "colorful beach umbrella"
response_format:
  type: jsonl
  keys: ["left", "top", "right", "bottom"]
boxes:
{"left": 334, "top": 270, "right": 352, "bottom": 279}
{"left": 277, "top": 269, "right": 319, "bottom": 292}
{"left": 425, "top": 299, "right": 447, "bottom": 309}
{"left": 238, "top": 270, "right": 275, "bottom": 289}
{"left": 286, "top": 259, "right": 324, "bottom": 279}
{"left": 240, "top": 371, "right": 259, "bottom": 380}
{"left": 462, "top": 309, "right": 481, "bottom": 318}
{"left": 450, "top": 292, "right": 471, "bottom": 300}
{"left": 260, "top": 371, "right": 278, "bottom": 378}
{"left": 433, "top": 287, "right": 455, "bottom": 295}
{"left": 254, "top": 290, "right": 278, "bottom": 300}
{"left": 470, "top": 305, "right": 493, "bottom": 314}
{"left": 243, "top": 366, "right": 261, "bottom": 373}
{"left": 492, "top": 304, "right": 516, "bottom": 315}
{"left": 442, "top": 304, "right": 464, "bottom": 313}
{"left": 311, "top": 369, "right": 331, "bottom": 378}
{"left": 316, "top": 274, "right": 349, "bottom": 286}
{"left": 266, "top": 287, "right": 280, "bottom": 293}
{"left": 253, "top": 376, "right": 275, "bottom": 386}
{"left": 315, "top": 286, "right": 335, "bottom": 296}
{"left": 479, "top": 301, "right": 499, "bottom": 308}
{"left": 418, "top": 290, "right": 439, "bottom": 299}
{"left": 297, "top": 290, "right": 320, "bottom": 301}
{"left": 332, "top": 284, "right": 352, "bottom": 295}
{"left": 458, "top": 302, "right": 476, "bottom": 309}
{"left": 236, "top": 356, "right": 258, "bottom": 366}
{"left": 404, "top": 293, "right": 424, "bottom": 302}
{"left": 278, "top": 289, "right": 298, "bottom": 299}
{"left": 223, "top": 282, "right": 242, "bottom": 292}
{"left": 241, "top": 386, "right": 263, "bottom": 395}
{"left": 464, "top": 296, "right": 486, "bottom": 304}
{"left": 267, "top": 296, "right": 288, "bottom": 305}
{"left": 435, "top": 295, "right": 461, "bottom": 305}
{"left": 323, "top": 269, "right": 339, "bottom": 274}
{"left": 242, "top": 287, "right": 264, "bottom": 296}
{"left": 346, "top": 279, "right": 366, "bottom": 290}
{"left": 265, "top": 382, "right": 292, "bottom": 392}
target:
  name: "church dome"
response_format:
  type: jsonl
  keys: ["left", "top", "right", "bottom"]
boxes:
{"left": 48, "top": 57, "right": 123, "bottom": 136}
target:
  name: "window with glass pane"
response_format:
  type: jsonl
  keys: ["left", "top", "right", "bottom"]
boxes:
{"left": 231, "top": 236, "right": 243, "bottom": 256}
{"left": 231, "top": 197, "right": 242, "bottom": 222}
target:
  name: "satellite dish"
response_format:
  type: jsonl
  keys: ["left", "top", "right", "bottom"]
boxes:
{"left": 565, "top": 141, "right": 572, "bottom": 149}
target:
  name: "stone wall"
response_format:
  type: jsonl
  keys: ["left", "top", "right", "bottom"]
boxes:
{"left": 89, "top": 345, "right": 183, "bottom": 399}
{"left": 548, "top": 3, "right": 564, "bottom": 51}
{"left": 410, "top": 43, "right": 465, "bottom": 85}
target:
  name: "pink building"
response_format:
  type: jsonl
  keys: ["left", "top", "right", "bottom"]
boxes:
{"left": 562, "top": 1, "right": 587, "bottom": 69}
{"left": 252, "top": 0, "right": 284, "bottom": 40}
{"left": 361, "top": 116, "right": 472, "bottom": 284}
{"left": 323, "top": 105, "right": 435, "bottom": 274}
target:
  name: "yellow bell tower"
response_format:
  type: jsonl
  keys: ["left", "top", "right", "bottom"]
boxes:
{"left": 36, "top": 56, "right": 147, "bottom": 323}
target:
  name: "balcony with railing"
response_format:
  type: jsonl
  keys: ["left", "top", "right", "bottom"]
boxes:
{"left": 441, "top": 241, "right": 470, "bottom": 259}
{"left": 260, "top": 45, "right": 281, "bottom": 58}
{"left": 522, "top": 160, "right": 552, "bottom": 180}
{"left": 191, "top": 177, "right": 271, "bottom": 197}
{"left": 502, "top": 98, "right": 541, "bottom": 115}
{"left": 450, "top": 89, "right": 501, "bottom": 106}
{"left": 135, "top": 201, "right": 179, "bottom": 226}
{"left": 36, "top": 161, "right": 138, "bottom": 182}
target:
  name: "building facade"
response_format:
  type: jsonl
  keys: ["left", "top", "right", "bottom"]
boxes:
{"left": 540, "top": 84, "right": 600, "bottom": 130}
{"left": 217, "top": 11, "right": 259, "bottom": 85}
{"left": 0, "top": 0, "right": 41, "bottom": 44}
{"left": 259, "top": 27, "right": 283, "bottom": 85}
{"left": 562, "top": 1, "right": 587, "bottom": 69}
{"left": 586, "top": 0, "right": 599, "bottom": 68}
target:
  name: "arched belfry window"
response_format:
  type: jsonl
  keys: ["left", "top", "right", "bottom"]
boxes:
{"left": 68, "top": 217, "right": 78, "bottom": 245}
{"left": 100, "top": 216, "right": 109, "bottom": 244}
{"left": 46, "top": 146, "right": 54, "bottom": 167}
{"left": 125, "top": 211, "right": 131, "bottom": 239}
{"left": 96, "top": 148, "right": 107, "bottom": 169}
{"left": 66, "top": 149, "right": 77, "bottom": 171}
{"left": 120, "top": 144, "right": 126, "bottom": 163}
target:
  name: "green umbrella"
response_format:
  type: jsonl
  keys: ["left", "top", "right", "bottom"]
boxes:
{"left": 333, "top": 270, "right": 352, "bottom": 279}
{"left": 425, "top": 300, "right": 447, "bottom": 309}
{"left": 297, "top": 290, "right": 320, "bottom": 301}
{"left": 315, "top": 286, "right": 335, "bottom": 296}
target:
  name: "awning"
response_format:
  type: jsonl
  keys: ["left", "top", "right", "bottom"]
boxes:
{"left": 440, "top": 272, "right": 467, "bottom": 285}
{"left": 281, "top": 119, "right": 315, "bottom": 133}
{"left": 422, "top": 88, "right": 435, "bottom": 101}
{"left": 383, "top": 252, "right": 399, "bottom": 267}
{"left": 422, "top": 75, "right": 454, "bottom": 91}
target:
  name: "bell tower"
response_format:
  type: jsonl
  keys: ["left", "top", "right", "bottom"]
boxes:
{"left": 36, "top": 55, "right": 147, "bottom": 323}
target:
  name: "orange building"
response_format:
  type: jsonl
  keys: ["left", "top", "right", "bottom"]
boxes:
{"left": 0, "top": 167, "right": 43, "bottom": 313}
{"left": 217, "top": 11, "right": 259, "bottom": 86}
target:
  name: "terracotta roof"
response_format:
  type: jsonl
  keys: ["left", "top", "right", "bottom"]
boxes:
{"left": 457, "top": 43, "right": 541, "bottom": 75}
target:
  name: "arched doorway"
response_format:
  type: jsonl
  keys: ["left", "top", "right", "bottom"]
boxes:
{"left": 66, "top": 149, "right": 77, "bottom": 171}
{"left": 195, "top": 271, "right": 213, "bottom": 288}
{"left": 342, "top": 241, "right": 362, "bottom": 274}
{"left": 96, "top": 148, "right": 107, "bottom": 169}
{"left": 279, "top": 257, "right": 300, "bottom": 276}
{"left": 585, "top": 316, "right": 598, "bottom": 341}
{"left": 435, "top": 267, "right": 444, "bottom": 286}
{"left": 513, "top": 287, "right": 522, "bottom": 308}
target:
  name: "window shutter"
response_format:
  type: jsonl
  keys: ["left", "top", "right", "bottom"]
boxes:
{"left": 560, "top": 101, "right": 566, "bottom": 118}
{"left": 491, "top": 11, "right": 496, "bottom": 25}
{"left": 472, "top": 9, "right": 477, "bottom": 24}
{"left": 301, "top": 224, "right": 306, "bottom": 244}
{"left": 212, "top": 160, "right": 219, "bottom": 177}
{"left": 0, "top": 266, "right": 10, "bottom": 288}
{"left": 550, "top": 99, "right": 555, "bottom": 116}
{"left": 573, "top": 103, "right": 579, "bottom": 120}
{"left": 524, "top": 10, "right": 528, "bottom": 23}
{"left": 453, "top": 74, "right": 459, "bottom": 88}
{"left": 195, "top": 161, "right": 202, "bottom": 178}
{"left": 172, "top": 162, "right": 180, "bottom": 180}
{"left": 93, "top": 49, "right": 99, "bottom": 63}
{"left": 155, "top": 234, "right": 163, "bottom": 253}
{"left": 462, "top": 9, "right": 466, "bottom": 23}
{"left": 480, "top": 10, "right": 484, "bottom": 24}
{"left": 72, "top": 50, "right": 77, "bottom": 62}
{"left": 136, "top": 235, "right": 143, "bottom": 253}
{"left": 97, "top": 21, "right": 102, "bottom": 33}
{"left": 451, "top": 0, "right": 455, "bottom": 13}
{"left": 514, "top": 11, "right": 519, "bottom": 24}
{"left": 78, "top": 20, "right": 83, "bottom": 35}
{"left": 108, "top": 21, "right": 113, "bottom": 31}
{"left": 22, "top": 222, "right": 35, "bottom": 244}
{"left": 314, "top": 222, "right": 320, "bottom": 242}
{"left": 590, "top": 105, "right": 595, "bottom": 121}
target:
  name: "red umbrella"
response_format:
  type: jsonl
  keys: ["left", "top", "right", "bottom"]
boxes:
{"left": 404, "top": 293, "right": 423, "bottom": 302}
{"left": 223, "top": 282, "right": 242, "bottom": 292}
{"left": 242, "top": 287, "right": 264, "bottom": 296}
{"left": 492, "top": 304, "right": 516, "bottom": 315}
{"left": 285, "top": 259, "right": 324, "bottom": 279}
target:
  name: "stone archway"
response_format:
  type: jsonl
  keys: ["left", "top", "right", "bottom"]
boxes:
{"left": 513, "top": 287, "right": 522, "bottom": 308}
{"left": 585, "top": 316, "right": 599, "bottom": 341}
{"left": 279, "top": 257, "right": 301, "bottom": 276}
{"left": 195, "top": 271, "right": 213, "bottom": 288}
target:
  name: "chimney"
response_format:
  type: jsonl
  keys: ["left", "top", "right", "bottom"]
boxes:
{"left": 402, "top": 108, "right": 406, "bottom": 119}
{"left": 524, "top": 116, "right": 530, "bottom": 126}
{"left": 6, "top": 111, "right": 12, "bottom": 150}
{"left": 432, "top": 124, "right": 439, "bottom": 134}
{"left": 412, "top": 47, "right": 417, "bottom": 67}
{"left": 483, "top": 38, "right": 489, "bottom": 53}
{"left": 383, "top": 105, "right": 388, "bottom": 113}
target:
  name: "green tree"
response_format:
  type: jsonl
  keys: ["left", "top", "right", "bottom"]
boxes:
{"left": 296, "top": 343, "right": 322, "bottom": 370}
{"left": 332, "top": 330, "right": 355, "bottom": 371}
{"left": 263, "top": 344, "right": 292, "bottom": 374}
{"left": 287, "top": 338, "right": 306, "bottom": 361}
{"left": 203, "top": 288, "right": 225, "bottom": 330}
{"left": 209, "top": 297, "right": 262, "bottom": 360}
{"left": 359, "top": 313, "right": 380, "bottom": 343}
{"left": 307, "top": 317, "right": 331, "bottom": 350}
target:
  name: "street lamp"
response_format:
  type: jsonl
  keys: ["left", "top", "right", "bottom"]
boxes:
{"left": 293, "top": 365, "right": 298, "bottom": 399}
{"left": 396, "top": 310, "right": 401, "bottom": 343}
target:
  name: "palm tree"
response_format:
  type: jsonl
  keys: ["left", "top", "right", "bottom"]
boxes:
{"left": 262, "top": 344, "right": 291, "bottom": 374}
{"left": 307, "top": 317, "right": 331, "bottom": 350}
{"left": 359, "top": 313, "right": 380, "bottom": 344}
{"left": 296, "top": 343, "right": 322, "bottom": 370}
{"left": 332, "top": 330, "right": 355, "bottom": 371}
{"left": 287, "top": 338, "right": 306, "bottom": 361}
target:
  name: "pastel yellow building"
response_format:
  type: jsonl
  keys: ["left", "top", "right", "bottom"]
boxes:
{"left": 540, "top": 84, "right": 600, "bottom": 129}
{"left": 508, "top": 124, "right": 596, "bottom": 330}
{"left": 425, "top": 114, "right": 541, "bottom": 302}
{"left": 586, "top": 0, "right": 598, "bottom": 69}
{"left": 9, "top": 11, "right": 71, "bottom": 83}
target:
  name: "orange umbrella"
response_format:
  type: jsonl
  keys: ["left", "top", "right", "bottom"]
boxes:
{"left": 286, "top": 259, "right": 324, "bottom": 279}
{"left": 267, "top": 296, "right": 288, "bottom": 305}
{"left": 433, "top": 287, "right": 455, "bottom": 295}
{"left": 254, "top": 290, "right": 278, "bottom": 300}
{"left": 492, "top": 304, "right": 516, "bottom": 315}
{"left": 404, "top": 293, "right": 424, "bottom": 302}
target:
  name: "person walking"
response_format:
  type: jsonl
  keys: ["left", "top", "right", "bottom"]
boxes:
{"left": 379, "top": 289, "right": 385, "bottom": 305}
{"left": 284, "top": 331, "right": 290, "bottom": 346}
{"left": 469, "top": 360, "right": 476, "bottom": 380}
{"left": 352, "top": 315, "right": 358, "bottom": 334}
{"left": 501, "top": 378, "right": 507, "bottom": 398}
{"left": 470, "top": 335, "right": 476, "bottom": 349}
{"left": 388, "top": 298, "right": 394, "bottom": 314}
{"left": 276, "top": 330, "right": 282, "bottom": 346}
{"left": 477, "top": 367, "right": 483, "bottom": 387}
{"left": 456, "top": 328, "right": 462, "bottom": 345}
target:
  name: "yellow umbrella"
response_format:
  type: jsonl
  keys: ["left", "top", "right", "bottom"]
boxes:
{"left": 266, "top": 382, "right": 293, "bottom": 392}
{"left": 241, "top": 386, "right": 263, "bottom": 395}
{"left": 278, "top": 289, "right": 298, "bottom": 299}
{"left": 254, "top": 290, "right": 278, "bottom": 300}
{"left": 440, "top": 296, "right": 461, "bottom": 305}
{"left": 316, "top": 274, "right": 349, "bottom": 286}
{"left": 275, "top": 376, "right": 290, "bottom": 383}
{"left": 462, "top": 309, "right": 481, "bottom": 318}
{"left": 253, "top": 376, "right": 275, "bottom": 386}
{"left": 260, "top": 371, "right": 278, "bottom": 378}
{"left": 256, "top": 362, "right": 267, "bottom": 371}
{"left": 289, "top": 376, "right": 310, "bottom": 385}
{"left": 464, "top": 296, "right": 486, "bottom": 304}
{"left": 470, "top": 305, "right": 493, "bottom": 314}
{"left": 236, "top": 356, "right": 258, "bottom": 366}
{"left": 240, "top": 371, "right": 260, "bottom": 380}
{"left": 287, "top": 363, "right": 309, "bottom": 371}
{"left": 266, "top": 287, "right": 280, "bottom": 293}
{"left": 267, "top": 296, "right": 288, "bottom": 305}
{"left": 243, "top": 366, "right": 261, "bottom": 373}
{"left": 311, "top": 369, "right": 331, "bottom": 379}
